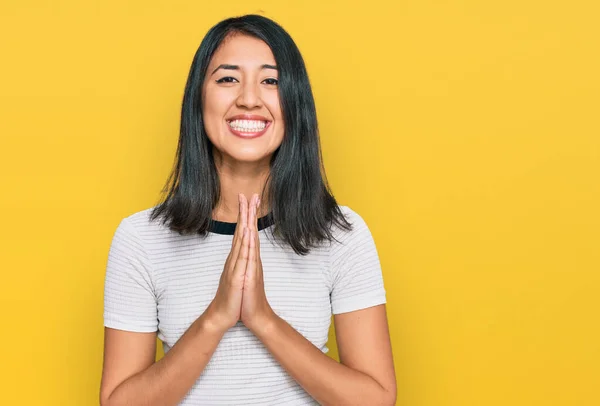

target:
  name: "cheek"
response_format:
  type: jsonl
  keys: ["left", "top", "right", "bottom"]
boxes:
{"left": 201, "top": 107, "right": 218, "bottom": 144}
{"left": 203, "top": 89, "right": 225, "bottom": 118}
{"left": 202, "top": 89, "right": 229, "bottom": 138}
{"left": 265, "top": 96, "right": 284, "bottom": 134}
{"left": 265, "top": 93, "right": 282, "bottom": 119}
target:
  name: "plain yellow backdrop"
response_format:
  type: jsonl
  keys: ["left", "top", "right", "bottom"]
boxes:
{"left": 1, "top": 1, "right": 598, "bottom": 405}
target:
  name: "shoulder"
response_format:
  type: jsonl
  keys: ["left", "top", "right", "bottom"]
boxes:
{"left": 331, "top": 205, "right": 372, "bottom": 238}
{"left": 338, "top": 205, "right": 368, "bottom": 225}
{"left": 120, "top": 205, "right": 156, "bottom": 225}
{"left": 324, "top": 205, "right": 376, "bottom": 254}
{"left": 117, "top": 205, "right": 170, "bottom": 233}
{"left": 111, "top": 205, "right": 180, "bottom": 249}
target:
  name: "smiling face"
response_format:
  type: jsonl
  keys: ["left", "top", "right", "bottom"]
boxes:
{"left": 202, "top": 33, "right": 285, "bottom": 165}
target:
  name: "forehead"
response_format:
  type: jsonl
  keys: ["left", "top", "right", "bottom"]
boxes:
{"left": 209, "top": 34, "right": 276, "bottom": 67}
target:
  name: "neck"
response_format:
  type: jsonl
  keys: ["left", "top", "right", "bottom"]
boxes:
{"left": 211, "top": 151, "right": 271, "bottom": 222}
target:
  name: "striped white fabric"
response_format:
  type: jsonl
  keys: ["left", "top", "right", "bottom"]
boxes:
{"left": 103, "top": 205, "right": 387, "bottom": 405}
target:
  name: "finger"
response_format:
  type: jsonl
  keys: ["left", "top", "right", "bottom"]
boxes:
{"left": 253, "top": 194, "right": 259, "bottom": 231}
{"left": 249, "top": 194, "right": 256, "bottom": 232}
{"left": 229, "top": 193, "right": 245, "bottom": 260}
{"left": 247, "top": 228, "right": 256, "bottom": 283}
{"left": 250, "top": 203, "right": 263, "bottom": 283}
{"left": 256, "top": 218, "right": 261, "bottom": 253}
{"left": 229, "top": 222, "right": 245, "bottom": 270}
{"left": 255, "top": 195, "right": 261, "bottom": 252}
{"left": 254, "top": 228, "right": 262, "bottom": 282}
{"left": 234, "top": 227, "right": 250, "bottom": 274}
{"left": 231, "top": 193, "right": 244, "bottom": 249}
{"left": 241, "top": 194, "right": 249, "bottom": 231}
{"left": 254, "top": 222, "right": 263, "bottom": 284}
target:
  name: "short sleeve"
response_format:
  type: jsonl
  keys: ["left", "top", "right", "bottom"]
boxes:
{"left": 103, "top": 217, "right": 158, "bottom": 332}
{"left": 329, "top": 207, "right": 387, "bottom": 315}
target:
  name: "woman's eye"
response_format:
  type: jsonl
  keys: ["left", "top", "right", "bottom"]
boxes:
{"left": 216, "top": 76, "right": 238, "bottom": 83}
{"left": 215, "top": 77, "right": 277, "bottom": 85}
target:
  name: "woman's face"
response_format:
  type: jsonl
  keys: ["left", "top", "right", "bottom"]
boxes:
{"left": 202, "top": 34, "right": 285, "bottom": 165}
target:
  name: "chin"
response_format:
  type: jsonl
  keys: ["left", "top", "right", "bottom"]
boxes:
{"left": 227, "top": 148, "right": 273, "bottom": 163}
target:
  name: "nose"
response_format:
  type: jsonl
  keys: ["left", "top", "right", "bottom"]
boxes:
{"left": 236, "top": 80, "right": 262, "bottom": 109}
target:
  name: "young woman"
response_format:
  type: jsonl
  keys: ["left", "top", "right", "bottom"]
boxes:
{"left": 100, "top": 14, "right": 396, "bottom": 406}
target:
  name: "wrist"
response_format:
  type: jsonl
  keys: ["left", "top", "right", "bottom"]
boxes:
{"left": 201, "top": 302, "right": 230, "bottom": 336}
{"left": 249, "top": 309, "right": 279, "bottom": 339}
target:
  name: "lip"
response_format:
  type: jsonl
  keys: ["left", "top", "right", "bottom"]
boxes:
{"left": 227, "top": 114, "right": 270, "bottom": 122}
{"left": 226, "top": 114, "right": 272, "bottom": 139}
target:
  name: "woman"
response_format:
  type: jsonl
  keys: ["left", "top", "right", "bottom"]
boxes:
{"left": 100, "top": 14, "right": 396, "bottom": 406}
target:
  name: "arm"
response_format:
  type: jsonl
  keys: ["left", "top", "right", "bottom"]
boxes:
{"left": 100, "top": 208, "right": 251, "bottom": 406}
{"left": 251, "top": 304, "right": 396, "bottom": 406}
{"left": 244, "top": 203, "right": 396, "bottom": 405}
{"left": 100, "top": 305, "right": 225, "bottom": 406}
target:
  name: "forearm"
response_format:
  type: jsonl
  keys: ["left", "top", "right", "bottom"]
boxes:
{"left": 252, "top": 314, "right": 393, "bottom": 406}
{"left": 105, "top": 308, "right": 225, "bottom": 406}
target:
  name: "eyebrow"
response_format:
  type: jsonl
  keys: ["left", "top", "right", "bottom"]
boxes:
{"left": 210, "top": 64, "right": 278, "bottom": 75}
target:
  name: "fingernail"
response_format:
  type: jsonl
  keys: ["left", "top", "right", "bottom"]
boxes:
{"left": 257, "top": 198, "right": 260, "bottom": 208}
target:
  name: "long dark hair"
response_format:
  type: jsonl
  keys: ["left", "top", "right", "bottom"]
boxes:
{"left": 150, "top": 14, "right": 351, "bottom": 255}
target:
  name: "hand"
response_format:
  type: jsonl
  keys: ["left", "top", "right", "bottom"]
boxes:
{"left": 206, "top": 193, "right": 251, "bottom": 332}
{"left": 240, "top": 193, "right": 276, "bottom": 335}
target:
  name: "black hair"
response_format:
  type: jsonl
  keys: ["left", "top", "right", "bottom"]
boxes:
{"left": 150, "top": 14, "right": 351, "bottom": 255}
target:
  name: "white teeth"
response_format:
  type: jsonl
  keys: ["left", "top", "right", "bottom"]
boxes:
{"left": 228, "top": 119, "right": 267, "bottom": 132}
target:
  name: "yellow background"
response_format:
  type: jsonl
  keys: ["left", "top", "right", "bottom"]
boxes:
{"left": 1, "top": 1, "right": 598, "bottom": 405}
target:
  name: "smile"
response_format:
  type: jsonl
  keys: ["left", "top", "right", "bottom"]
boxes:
{"left": 226, "top": 118, "right": 271, "bottom": 139}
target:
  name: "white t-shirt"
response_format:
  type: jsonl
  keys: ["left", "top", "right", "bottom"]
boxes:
{"left": 103, "top": 205, "right": 387, "bottom": 405}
